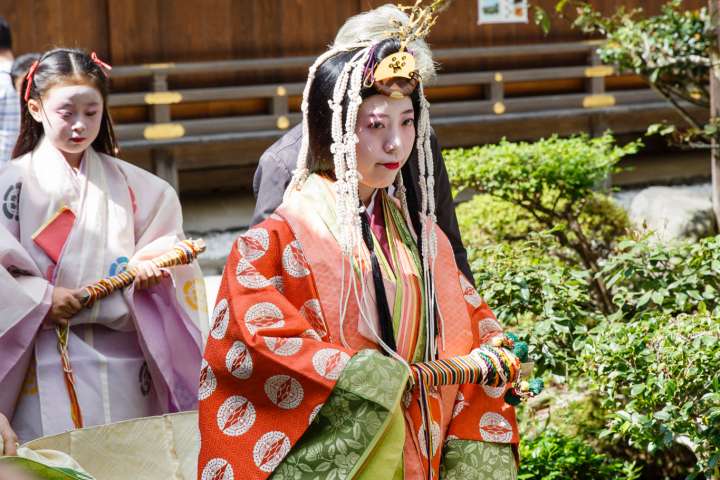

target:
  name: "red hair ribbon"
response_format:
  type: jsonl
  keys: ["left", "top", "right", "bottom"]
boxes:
{"left": 23, "top": 60, "right": 40, "bottom": 102}
{"left": 90, "top": 52, "right": 112, "bottom": 75}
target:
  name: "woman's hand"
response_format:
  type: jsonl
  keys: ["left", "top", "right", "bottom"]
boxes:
{"left": 44, "top": 287, "right": 84, "bottom": 327}
{"left": 132, "top": 260, "right": 168, "bottom": 290}
{"left": 0, "top": 413, "right": 18, "bottom": 456}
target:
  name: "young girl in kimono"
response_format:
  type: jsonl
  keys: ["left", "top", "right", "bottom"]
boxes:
{"left": 0, "top": 48, "right": 206, "bottom": 443}
{"left": 198, "top": 21, "right": 524, "bottom": 480}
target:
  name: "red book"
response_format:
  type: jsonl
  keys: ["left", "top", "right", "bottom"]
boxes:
{"left": 32, "top": 206, "right": 76, "bottom": 263}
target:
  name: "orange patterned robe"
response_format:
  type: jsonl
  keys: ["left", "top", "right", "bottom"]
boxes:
{"left": 198, "top": 179, "right": 518, "bottom": 480}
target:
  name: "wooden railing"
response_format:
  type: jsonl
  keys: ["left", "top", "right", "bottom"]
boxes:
{"left": 107, "top": 40, "right": 684, "bottom": 190}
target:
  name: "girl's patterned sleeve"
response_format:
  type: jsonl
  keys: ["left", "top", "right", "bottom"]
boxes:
{"left": 197, "top": 215, "right": 355, "bottom": 480}
{"left": 444, "top": 273, "right": 520, "bottom": 445}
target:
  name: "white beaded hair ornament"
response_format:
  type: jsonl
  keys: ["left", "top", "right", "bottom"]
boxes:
{"left": 285, "top": 0, "right": 451, "bottom": 361}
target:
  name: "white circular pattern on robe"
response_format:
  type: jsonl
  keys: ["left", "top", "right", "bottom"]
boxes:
{"left": 300, "top": 299, "right": 327, "bottom": 336}
{"left": 236, "top": 258, "right": 271, "bottom": 289}
{"left": 253, "top": 431, "right": 291, "bottom": 473}
{"left": 198, "top": 360, "right": 216, "bottom": 401}
{"left": 210, "top": 299, "right": 230, "bottom": 340}
{"left": 244, "top": 302, "right": 285, "bottom": 335}
{"left": 300, "top": 329, "right": 322, "bottom": 341}
{"left": 268, "top": 276, "right": 284, "bottom": 293}
{"left": 312, "top": 349, "right": 350, "bottom": 380}
{"left": 452, "top": 392, "right": 468, "bottom": 419}
{"left": 201, "top": 458, "right": 234, "bottom": 480}
{"left": 237, "top": 228, "right": 269, "bottom": 261}
{"left": 445, "top": 434, "right": 459, "bottom": 443}
{"left": 264, "top": 375, "right": 304, "bottom": 409}
{"left": 282, "top": 241, "right": 310, "bottom": 278}
{"left": 417, "top": 421, "right": 441, "bottom": 458}
{"left": 225, "top": 341, "right": 253, "bottom": 379}
{"left": 216, "top": 396, "right": 256, "bottom": 437}
{"left": 479, "top": 412, "right": 513, "bottom": 443}
{"left": 459, "top": 274, "right": 482, "bottom": 308}
{"left": 478, "top": 318, "right": 503, "bottom": 338}
{"left": 309, "top": 404, "right": 323, "bottom": 425}
{"left": 402, "top": 389, "right": 413, "bottom": 409}
{"left": 264, "top": 337, "right": 303, "bottom": 356}
{"left": 483, "top": 384, "right": 506, "bottom": 399}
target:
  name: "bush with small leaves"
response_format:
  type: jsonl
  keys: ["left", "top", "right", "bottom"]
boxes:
{"left": 600, "top": 235, "right": 720, "bottom": 318}
{"left": 470, "top": 235, "right": 596, "bottom": 374}
{"left": 446, "top": 133, "right": 638, "bottom": 314}
{"left": 518, "top": 429, "right": 641, "bottom": 480}
{"left": 582, "top": 312, "right": 720, "bottom": 477}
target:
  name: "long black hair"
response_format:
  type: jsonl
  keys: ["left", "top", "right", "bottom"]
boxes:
{"left": 306, "top": 39, "right": 425, "bottom": 353}
{"left": 306, "top": 38, "right": 421, "bottom": 176}
{"left": 12, "top": 48, "right": 118, "bottom": 159}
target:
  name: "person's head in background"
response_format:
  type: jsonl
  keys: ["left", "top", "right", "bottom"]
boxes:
{"left": 332, "top": 4, "right": 436, "bottom": 83}
{"left": 0, "top": 17, "right": 13, "bottom": 62}
{"left": 11, "top": 53, "right": 40, "bottom": 92}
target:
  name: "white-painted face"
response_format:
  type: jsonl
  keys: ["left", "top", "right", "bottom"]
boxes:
{"left": 354, "top": 94, "right": 415, "bottom": 203}
{"left": 28, "top": 82, "right": 103, "bottom": 161}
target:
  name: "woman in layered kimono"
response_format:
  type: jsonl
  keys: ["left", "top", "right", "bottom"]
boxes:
{"left": 0, "top": 48, "right": 207, "bottom": 443}
{"left": 199, "top": 7, "right": 524, "bottom": 480}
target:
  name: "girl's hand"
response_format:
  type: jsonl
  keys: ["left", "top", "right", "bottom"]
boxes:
{"left": 0, "top": 412, "right": 18, "bottom": 456}
{"left": 45, "top": 287, "right": 84, "bottom": 327}
{"left": 132, "top": 260, "right": 168, "bottom": 290}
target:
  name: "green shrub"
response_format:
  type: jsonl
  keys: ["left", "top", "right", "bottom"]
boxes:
{"left": 455, "top": 194, "right": 539, "bottom": 249}
{"left": 601, "top": 235, "right": 720, "bottom": 318}
{"left": 446, "top": 133, "right": 639, "bottom": 313}
{"left": 471, "top": 236, "right": 596, "bottom": 373}
{"left": 518, "top": 429, "right": 640, "bottom": 480}
{"left": 582, "top": 312, "right": 720, "bottom": 476}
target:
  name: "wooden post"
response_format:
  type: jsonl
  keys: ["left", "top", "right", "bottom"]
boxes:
{"left": 710, "top": 0, "right": 720, "bottom": 226}
{"left": 586, "top": 50, "right": 609, "bottom": 137}
{"left": 484, "top": 72, "right": 505, "bottom": 115}
{"left": 149, "top": 73, "right": 179, "bottom": 191}
{"left": 587, "top": 48, "right": 612, "bottom": 190}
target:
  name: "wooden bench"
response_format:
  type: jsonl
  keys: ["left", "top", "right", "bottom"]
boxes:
{"left": 107, "top": 41, "right": 701, "bottom": 192}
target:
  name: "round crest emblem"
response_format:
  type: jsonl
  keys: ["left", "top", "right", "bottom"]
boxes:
{"left": 2, "top": 182, "right": 21, "bottom": 221}
{"left": 417, "top": 421, "right": 441, "bottom": 458}
{"left": 216, "top": 395, "right": 256, "bottom": 437}
{"left": 282, "top": 241, "right": 310, "bottom": 278}
{"left": 201, "top": 458, "right": 234, "bottom": 480}
{"left": 253, "top": 431, "right": 291, "bottom": 473}
{"left": 198, "top": 359, "right": 217, "bottom": 401}
{"left": 460, "top": 274, "right": 482, "bottom": 308}
{"left": 263, "top": 337, "right": 302, "bottom": 356}
{"left": 225, "top": 341, "right": 253, "bottom": 379}
{"left": 264, "top": 375, "right": 304, "bottom": 410}
{"left": 237, "top": 228, "right": 269, "bottom": 261}
{"left": 244, "top": 302, "right": 284, "bottom": 335}
{"left": 479, "top": 412, "right": 513, "bottom": 442}
{"left": 211, "top": 299, "right": 230, "bottom": 340}
{"left": 236, "top": 258, "right": 271, "bottom": 289}
{"left": 312, "top": 349, "right": 350, "bottom": 380}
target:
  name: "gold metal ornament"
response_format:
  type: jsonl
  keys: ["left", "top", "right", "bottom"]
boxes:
{"left": 370, "top": 1, "right": 449, "bottom": 93}
{"left": 374, "top": 51, "right": 417, "bottom": 82}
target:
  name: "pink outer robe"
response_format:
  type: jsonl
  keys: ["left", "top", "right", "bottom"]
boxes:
{"left": 0, "top": 138, "right": 207, "bottom": 442}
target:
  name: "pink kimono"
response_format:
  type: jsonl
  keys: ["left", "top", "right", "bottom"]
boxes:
{"left": 0, "top": 138, "right": 207, "bottom": 442}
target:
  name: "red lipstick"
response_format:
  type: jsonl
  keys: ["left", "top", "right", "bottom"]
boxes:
{"left": 70, "top": 137, "right": 86, "bottom": 144}
{"left": 381, "top": 162, "right": 400, "bottom": 170}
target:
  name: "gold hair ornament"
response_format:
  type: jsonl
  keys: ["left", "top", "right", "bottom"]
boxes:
{"left": 371, "top": 0, "right": 451, "bottom": 97}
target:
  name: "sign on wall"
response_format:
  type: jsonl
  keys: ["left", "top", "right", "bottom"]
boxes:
{"left": 478, "top": 0, "right": 529, "bottom": 24}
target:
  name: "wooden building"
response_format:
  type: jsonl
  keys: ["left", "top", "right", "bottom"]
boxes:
{"left": 1, "top": 0, "right": 707, "bottom": 193}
